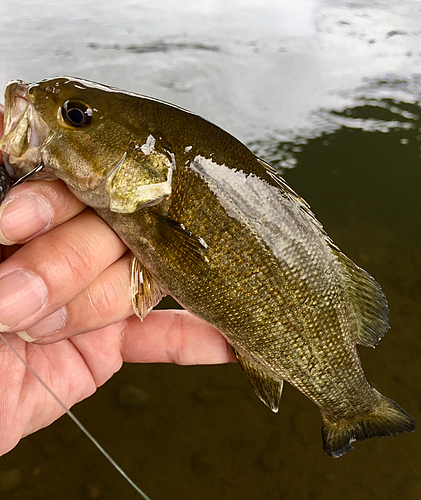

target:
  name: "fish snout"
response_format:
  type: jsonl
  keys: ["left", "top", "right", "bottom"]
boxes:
{"left": 0, "top": 81, "right": 50, "bottom": 181}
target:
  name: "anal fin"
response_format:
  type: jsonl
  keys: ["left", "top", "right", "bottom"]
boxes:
{"left": 131, "top": 256, "right": 165, "bottom": 320}
{"left": 232, "top": 346, "right": 284, "bottom": 413}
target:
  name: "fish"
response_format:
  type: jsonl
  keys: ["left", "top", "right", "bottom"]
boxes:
{"left": 0, "top": 77, "right": 416, "bottom": 458}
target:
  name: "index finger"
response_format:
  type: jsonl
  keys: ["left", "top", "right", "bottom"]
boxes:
{"left": 0, "top": 180, "right": 86, "bottom": 245}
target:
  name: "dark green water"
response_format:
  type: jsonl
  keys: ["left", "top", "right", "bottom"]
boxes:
{"left": 1, "top": 1, "right": 421, "bottom": 499}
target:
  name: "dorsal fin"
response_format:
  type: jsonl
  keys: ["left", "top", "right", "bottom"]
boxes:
{"left": 257, "top": 157, "right": 332, "bottom": 236}
{"left": 331, "top": 246, "right": 389, "bottom": 347}
{"left": 231, "top": 346, "right": 284, "bottom": 413}
{"left": 257, "top": 157, "right": 389, "bottom": 348}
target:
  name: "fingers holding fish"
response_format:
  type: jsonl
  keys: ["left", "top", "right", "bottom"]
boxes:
{"left": 28, "top": 251, "right": 135, "bottom": 342}
{"left": 0, "top": 179, "right": 86, "bottom": 245}
{"left": 0, "top": 208, "right": 127, "bottom": 336}
{"left": 18, "top": 246, "right": 235, "bottom": 367}
{"left": 20, "top": 249, "right": 236, "bottom": 367}
{"left": 119, "top": 309, "right": 237, "bottom": 366}
{"left": 0, "top": 308, "right": 233, "bottom": 458}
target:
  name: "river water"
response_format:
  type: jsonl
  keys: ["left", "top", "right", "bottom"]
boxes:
{"left": 0, "top": 0, "right": 420, "bottom": 499}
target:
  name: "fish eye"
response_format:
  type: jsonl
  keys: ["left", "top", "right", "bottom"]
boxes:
{"left": 61, "top": 100, "right": 93, "bottom": 128}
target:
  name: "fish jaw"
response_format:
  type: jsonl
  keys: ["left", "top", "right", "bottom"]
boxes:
{"left": 0, "top": 81, "right": 54, "bottom": 181}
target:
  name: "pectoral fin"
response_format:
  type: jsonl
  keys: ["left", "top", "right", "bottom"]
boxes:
{"left": 131, "top": 256, "right": 165, "bottom": 320}
{"left": 150, "top": 213, "right": 210, "bottom": 274}
{"left": 232, "top": 346, "right": 284, "bottom": 413}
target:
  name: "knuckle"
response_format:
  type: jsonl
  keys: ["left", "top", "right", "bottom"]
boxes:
{"left": 86, "top": 279, "right": 120, "bottom": 321}
{"left": 84, "top": 268, "right": 130, "bottom": 323}
{"left": 46, "top": 233, "right": 93, "bottom": 287}
{"left": 166, "top": 310, "right": 192, "bottom": 365}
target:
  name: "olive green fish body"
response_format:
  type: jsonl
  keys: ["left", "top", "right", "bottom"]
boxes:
{"left": 99, "top": 151, "right": 374, "bottom": 417}
{"left": 0, "top": 77, "right": 416, "bottom": 457}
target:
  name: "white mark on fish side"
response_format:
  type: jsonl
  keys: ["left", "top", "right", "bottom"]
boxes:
{"left": 140, "top": 135, "right": 156, "bottom": 155}
{"left": 135, "top": 181, "right": 171, "bottom": 201}
{"left": 167, "top": 152, "right": 176, "bottom": 183}
{"left": 198, "top": 237, "right": 208, "bottom": 249}
{"left": 189, "top": 155, "right": 335, "bottom": 265}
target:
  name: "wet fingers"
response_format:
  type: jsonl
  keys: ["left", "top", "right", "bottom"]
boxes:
{"left": 29, "top": 253, "right": 135, "bottom": 343}
{"left": 0, "top": 180, "right": 86, "bottom": 245}
{"left": 0, "top": 209, "right": 127, "bottom": 334}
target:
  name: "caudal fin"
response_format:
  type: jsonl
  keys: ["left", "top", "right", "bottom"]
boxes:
{"left": 322, "top": 391, "right": 417, "bottom": 458}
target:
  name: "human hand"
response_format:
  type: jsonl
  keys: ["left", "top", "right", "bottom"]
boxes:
{"left": 0, "top": 108, "right": 235, "bottom": 457}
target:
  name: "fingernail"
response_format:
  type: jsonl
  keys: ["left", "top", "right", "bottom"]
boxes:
{"left": 16, "top": 330, "right": 37, "bottom": 342}
{"left": 0, "top": 270, "right": 48, "bottom": 329}
{"left": 0, "top": 194, "right": 53, "bottom": 245}
{"left": 25, "top": 307, "right": 67, "bottom": 339}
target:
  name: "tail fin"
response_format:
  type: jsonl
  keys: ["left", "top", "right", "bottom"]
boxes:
{"left": 322, "top": 391, "right": 417, "bottom": 458}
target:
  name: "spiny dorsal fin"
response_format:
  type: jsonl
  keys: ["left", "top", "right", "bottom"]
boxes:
{"left": 331, "top": 246, "right": 389, "bottom": 347}
{"left": 231, "top": 346, "right": 284, "bottom": 413}
{"left": 257, "top": 157, "right": 333, "bottom": 238}
{"left": 131, "top": 256, "right": 165, "bottom": 320}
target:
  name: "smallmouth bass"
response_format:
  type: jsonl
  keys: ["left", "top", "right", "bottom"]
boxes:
{"left": 0, "top": 77, "right": 416, "bottom": 457}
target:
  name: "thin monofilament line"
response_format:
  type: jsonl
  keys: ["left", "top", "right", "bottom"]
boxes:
{"left": 0, "top": 333, "right": 152, "bottom": 500}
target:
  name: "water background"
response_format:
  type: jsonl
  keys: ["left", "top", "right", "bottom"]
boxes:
{"left": 0, "top": 0, "right": 420, "bottom": 498}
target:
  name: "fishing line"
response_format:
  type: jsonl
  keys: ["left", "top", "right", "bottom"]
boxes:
{"left": 0, "top": 333, "right": 152, "bottom": 500}
{"left": 10, "top": 164, "right": 44, "bottom": 187}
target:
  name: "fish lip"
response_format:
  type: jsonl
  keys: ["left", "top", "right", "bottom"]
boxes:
{"left": 0, "top": 81, "right": 51, "bottom": 181}
{"left": 2, "top": 81, "right": 31, "bottom": 137}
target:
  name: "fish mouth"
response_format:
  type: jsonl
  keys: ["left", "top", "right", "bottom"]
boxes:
{"left": 0, "top": 81, "right": 51, "bottom": 182}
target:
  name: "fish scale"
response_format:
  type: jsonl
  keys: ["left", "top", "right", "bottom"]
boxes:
{"left": 106, "top": 164, "right": 378, "bottom": 419}
{"left": 0, "top": 76, "right": 416, "bottom": 458}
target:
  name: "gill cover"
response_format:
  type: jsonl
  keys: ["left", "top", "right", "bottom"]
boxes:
{"left": 106, "top": 135, "right": 175, "bottom": 213}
